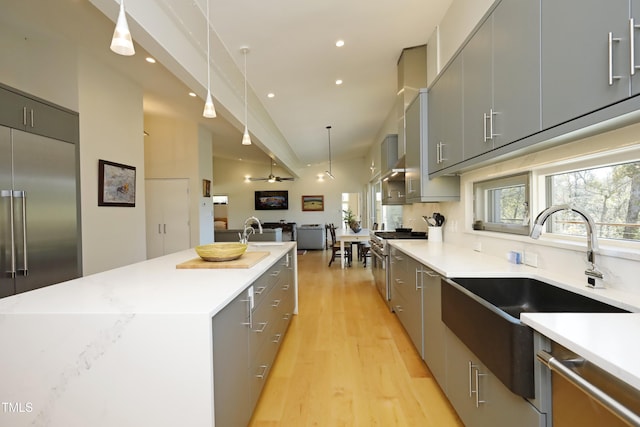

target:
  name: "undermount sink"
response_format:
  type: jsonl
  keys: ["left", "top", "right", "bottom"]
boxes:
{"left": 441, "top": 277, "right": 628, "bottom": 398}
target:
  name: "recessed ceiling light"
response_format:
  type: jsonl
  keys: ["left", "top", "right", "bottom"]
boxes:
{"left": 335, "top": 79, "right": 343, "bottom": 85}
{"left": 188, "top": 92, "right": 197, "bottom": 97}
{"left": 145, "top": 57, "right": 156, "bottom": 63}
{"left": 267, "top": 93, "right": 275, "bottom": 98}
{"left": 336, "top": 40, "right": 345, "bottom": 47}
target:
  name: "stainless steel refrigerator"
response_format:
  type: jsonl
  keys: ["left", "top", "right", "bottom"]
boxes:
{"left": 0, "top": 124, "right": 80, "bottom": 298}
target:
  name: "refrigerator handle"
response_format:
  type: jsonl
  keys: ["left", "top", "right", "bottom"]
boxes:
{"left": 1, "top": 190, "right": 16, "bottom": 278}
{"left": 13, "top": 191, "right": 28, "bottom": 276}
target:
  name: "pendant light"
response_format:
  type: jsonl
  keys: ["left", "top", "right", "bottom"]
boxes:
{"left": 203, "top": 0, "right": 217, "bottom": 118}
{"left": 110, "top": 0, "right": 135, "bottom": 56}
{"left": 241, "top": 47, "right": 252, "bottom": 145}
{"left": 325, "top": 125, "right": 335, "bottom": 179}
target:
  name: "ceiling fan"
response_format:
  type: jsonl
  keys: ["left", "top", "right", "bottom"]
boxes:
{"left": 249, "top": 158, "right": 294, "bottom": 183}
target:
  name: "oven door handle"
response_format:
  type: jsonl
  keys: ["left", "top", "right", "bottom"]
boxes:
{"left": 371, "top": 249, "right": 384, "bottom": 261}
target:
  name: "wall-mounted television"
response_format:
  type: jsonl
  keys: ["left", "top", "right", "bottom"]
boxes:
{"left": 255, "top": 190, "right": 289, "bottom": 210}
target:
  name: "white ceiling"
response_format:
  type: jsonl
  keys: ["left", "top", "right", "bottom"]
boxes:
{"left": 3, "top": 0, "right": 453, "bottom": 173}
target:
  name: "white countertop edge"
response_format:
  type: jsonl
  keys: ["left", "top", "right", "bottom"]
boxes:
{"left": 522, "top": 312, "right": 640, "bottom": 391}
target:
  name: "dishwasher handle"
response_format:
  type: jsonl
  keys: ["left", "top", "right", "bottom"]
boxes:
{"left": 537, "top": 350, "right": 640, "bottom": 427}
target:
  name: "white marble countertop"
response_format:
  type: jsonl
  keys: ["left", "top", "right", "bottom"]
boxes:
{"left": 0, "top": 242, "right": 297, "bottom": 317}
{"left": 389, "top": 240, "right": 640, "bottom": 391}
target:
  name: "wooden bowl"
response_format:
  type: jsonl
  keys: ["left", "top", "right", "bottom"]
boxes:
{"left": 195, "top": 243, "right": 248, "bottom": 262}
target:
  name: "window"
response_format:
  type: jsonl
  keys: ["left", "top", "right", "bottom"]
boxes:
{"left": 545, "top": 161, "right": 640, "bottom": 242}
{"left": 473, "top": 173, "right": 530, "bottom": 235}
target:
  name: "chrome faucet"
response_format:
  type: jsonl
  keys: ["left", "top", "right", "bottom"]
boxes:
{"left": 530, "top": 204, "right": 604, "bottom": 288}
{"left": 239, "top": 216, "right": 263, "bottom": 244}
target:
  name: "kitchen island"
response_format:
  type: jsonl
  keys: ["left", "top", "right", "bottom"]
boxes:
{"left": 0, "top": 242, "right": 297, "bottom": 427}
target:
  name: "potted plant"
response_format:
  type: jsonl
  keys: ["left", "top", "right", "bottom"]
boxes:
{"left": 342, "top": 209, "right": 361, "bottom": 233}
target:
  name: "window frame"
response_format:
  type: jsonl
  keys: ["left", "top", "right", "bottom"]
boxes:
{"left": 473, "top": 172, "right": 531, "bottom": 235}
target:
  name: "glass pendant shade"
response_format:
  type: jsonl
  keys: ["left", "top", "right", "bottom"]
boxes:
{"left": 242, "top": 127, "right": 252, "bottom": 145}
{"left": 110, "top": 0, "right": 135, "bottom": 56}
{"left": 203, "top": 91, "right": 216, "bottom": 118}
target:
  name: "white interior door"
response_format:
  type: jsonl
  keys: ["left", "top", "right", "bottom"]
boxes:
{"left": 145, "top": 179, "right": 190, "bottom": 259}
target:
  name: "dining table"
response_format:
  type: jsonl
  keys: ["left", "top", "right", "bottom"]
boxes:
{"left": 335, "top": 228, "right": 370, "bottom": 268}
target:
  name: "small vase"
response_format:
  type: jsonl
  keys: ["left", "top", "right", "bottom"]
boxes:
{"left": 349, "top": 222, "right": 362, "bottom": 233}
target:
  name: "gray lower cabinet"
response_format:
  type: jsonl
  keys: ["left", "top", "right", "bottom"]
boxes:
{"left": 212, "top": 250, "right": 295, "bottom": 427}
{"left": 212, "top": 289, "right": 251, "bottom": 427}
{"left": 445, "top": 328, "right": 546, "bottom": 427}
{"left": 541, "top": 0, "right": 631, "bottom": 129}
{"left": 428, "top": 54, "right": 464, "bottom": 174}
{"left": 421, "top": 266, "right": 446, "bottom": 387}
{"left": 404, "top": 90, "right": 459, "bottom": 203}
{"left": 389, "top": 247, "right": 423, "bottom": 357}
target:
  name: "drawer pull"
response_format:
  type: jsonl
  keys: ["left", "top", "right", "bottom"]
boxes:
{"left": 272, "top": 299, "right": 281, "bottom": 308}
{"left": 272, "top": 333, "right": 282, "bottom": 343}
{"left": 253, "top": 321, "right": 268, "bottom": 333}
{"left": 255, "top": 364, "right": 268, "bottom": 379}
{"left": 254, "top": 286, "right": 267, "bottom": 295}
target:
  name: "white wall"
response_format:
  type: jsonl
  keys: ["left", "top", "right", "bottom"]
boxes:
{"left": 198, "top": 126, "right": 214, "bottom": 244}
{"left": 212, "top": 156, "right": 368, "bottom": 230}
{"left": 78, "top": 53, "right": 147, "bottom": 274}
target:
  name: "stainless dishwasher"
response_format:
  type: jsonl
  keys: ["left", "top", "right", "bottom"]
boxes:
{"left": 538, "top": 343, "right": 640, "bottom": 427}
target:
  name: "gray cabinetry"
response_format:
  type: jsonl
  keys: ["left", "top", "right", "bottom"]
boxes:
{"left": 405, "top": 90, "right": 460, "bottom": 203}
{"left": 212, "top": 249, "right": 295, "bottom": 427}
{"left": 463, "top": 0, "right": 541, "bottom": 160}
{"left": 428, "top": 55, "right": 464, "bottom": 174}
{"left": 421, "top": 266, "right": 446, "bottom": 387}
{"left": 541, "top": 0, "right": 630, "bottom": 129}
{"left": 389, "top": 247, "right": 423, "bottom": 357}
{"left": 212, "top": 289, "right": 251, "bottom": 427}
{"left": 380, "top": 134, "right": 399, "bottom": 176}
{"left": 445, "top": 328, "right": 546, "bottom": 427}
{"left": 0, "top": 84, "right": 79, "bottom": 144}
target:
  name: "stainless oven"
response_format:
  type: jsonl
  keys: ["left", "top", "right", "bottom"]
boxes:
{"left": 369, "top": 230, "right": 427, "bottom": 310}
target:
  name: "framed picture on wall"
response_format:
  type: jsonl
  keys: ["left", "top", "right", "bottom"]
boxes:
{"left": 98, "top": 159, "right": 136, "bottom": 207}
{"left": 302, "top": 195, "right": 324, "bottom": 211}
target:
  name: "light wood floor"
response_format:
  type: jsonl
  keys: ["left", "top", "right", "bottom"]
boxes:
{"left": 249, "top": 249, "right": 463, "bottom": 426}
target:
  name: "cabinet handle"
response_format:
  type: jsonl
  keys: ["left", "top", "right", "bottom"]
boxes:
{"left": 483, "top": 112, "right": 490, "bottom": 142}
{"left": 468, "top": 361, "right": 477, "bottom": 397}
{"left": 395, "top": 305, "right": 403, "bottom": 313}
{"left": 270, "top": 270, "right": 281, "bottom": 277}
{"left": 436, "top": 142, "right": 442, "bottom": 164}
{"left": 255, "top": 286, "right": 267, "bottom": 295}
{"left": 283, "top": 313, "right": 291, "bottom": 321}
{"left": 22, "top": 107, "right": 27, "bottom": 126}
{"left": 282, "top": 284, "right": 290, "bottom": 291}
{"left": 608, "top": 32, "right": 622, "bottom": 85}
{"left": 272, "top": 333, "right": 282, "bottom": 344}
{"left": 631, "top": 19, "right": 640, "bottom": 75}
{"left": 439, "top": 142, "right": 447, "bottom": 162}
{"left": 272, "top": 299, "right": 281, "bottom": 308}
{"left": 474, "top": 368, "right": 487, "bottom": 407}
{"left": 30, "top": 109, "right": 34, "bottom": 128}
{"left": 489, "top": 109, "right": 497, "bottom": 140}
{"left": 240, "top": 298, "right": 252, "bottom": 327}
{"left": 415, "top": 268, "right": 422, "bottom": 290}
{"left": 253, "top": 321, "right": 268, "bottom": 333}
{"left": 255, "top": 364, "right": 268, "bottom": 379}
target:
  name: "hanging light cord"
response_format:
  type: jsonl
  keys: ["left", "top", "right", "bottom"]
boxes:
{"left": 326, "top": 125, "right": 335, "bottom": 179}
{"left": 244, "top": 50, "right": 248, "bottom": 130}
{"left": 206, "top": 0, "right": 211, "bottom": 93}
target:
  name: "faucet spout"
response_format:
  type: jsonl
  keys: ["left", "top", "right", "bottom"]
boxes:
{"left": 530, "top": 204, "right": 604, "bottom": 288}
{"left": 240, "top": 216, "right": 262, "bottom": 243}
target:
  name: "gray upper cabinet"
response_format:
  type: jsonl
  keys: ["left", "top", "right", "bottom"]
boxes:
{"left": 541, "top": 0, "right": 630, "bottom": 129}
{"left": 405, "top": 90, "right": 459, "bottom": 203}
{"left": 633, "top": 0, "right": 640, "bottom": 94}
{"left": 0, "top": 84, "right": 79, "bottom": 144}
{"left": 492, "top": 0, "right": 541, "bottom": 147}
{"left": 463, "top": 0, "right": 541, "bottom": 161}
{"left": 462, "top": 14, "right": 494, "bottom": 160}
{"left": 428, "top": 54, "right": 464, "bottom": 174}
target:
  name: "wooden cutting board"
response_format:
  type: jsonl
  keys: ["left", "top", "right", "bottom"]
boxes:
{"left": 176, "top": 251, "right": 270, "bottom": 269}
